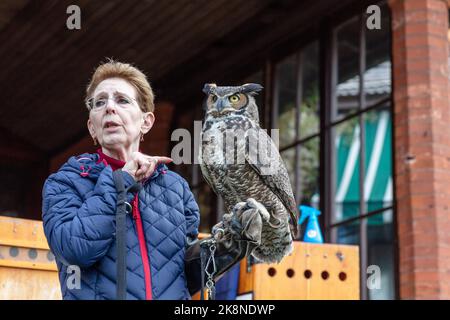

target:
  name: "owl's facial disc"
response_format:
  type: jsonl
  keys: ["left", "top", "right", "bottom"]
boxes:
{"left": 207, "top": 93, "right": 248, "bottom": 117}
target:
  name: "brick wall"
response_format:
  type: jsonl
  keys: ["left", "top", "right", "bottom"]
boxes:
{"left": 389, "top": 0, "right": 450, "bottom": 299}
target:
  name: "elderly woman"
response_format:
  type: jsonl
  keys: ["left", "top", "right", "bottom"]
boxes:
{"left": 42, "top": 60, "right": 261, "bottom": 300}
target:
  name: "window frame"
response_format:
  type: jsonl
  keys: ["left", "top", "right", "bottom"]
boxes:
{"left": 270, "top": 0, "right": 396, "bottom": 300}
{"left": 322, "top": 3, "right": 396, "bottom": 300}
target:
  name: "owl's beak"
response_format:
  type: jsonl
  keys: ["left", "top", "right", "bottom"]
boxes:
{"left": 216, "top": 97, "right": 232, "bottom": 113}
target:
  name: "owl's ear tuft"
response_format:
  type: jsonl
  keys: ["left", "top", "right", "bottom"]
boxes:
{"left": 242, "top": 83, "right": 263, "bottom": 95}
{"left": 203, "top": 83, "right": 217, "bottom": 95}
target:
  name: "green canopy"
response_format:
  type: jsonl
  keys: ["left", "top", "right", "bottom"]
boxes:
{"left": 334, "top": 110, "right": 393, "bottom": 225}
{"left": 334, "top": 109, "right": 396, "bottom": 301}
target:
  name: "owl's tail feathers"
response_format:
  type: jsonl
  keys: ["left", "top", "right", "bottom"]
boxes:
{"left": 288, "top": 205, "right": 300, "bottom": 240}
{"left": 290, "top": 220, "right": 301, "bottom": 240}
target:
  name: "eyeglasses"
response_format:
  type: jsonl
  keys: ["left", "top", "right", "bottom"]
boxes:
{"left": 86, "top": 93, "right": 138, "bottom": 111}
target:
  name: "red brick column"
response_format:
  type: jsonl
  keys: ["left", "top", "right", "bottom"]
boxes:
{"left": 389, "top": 0, "right": 450, "bottom": 299}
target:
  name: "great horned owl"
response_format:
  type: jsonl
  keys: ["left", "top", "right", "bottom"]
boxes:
{"left": 199, "top": 83, "right": 299, "bottom": 263}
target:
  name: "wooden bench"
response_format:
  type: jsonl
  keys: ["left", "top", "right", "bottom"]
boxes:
{"left": 192, "top": 239, "right": 360, "bottom": 300}
{"left": 0, "top": 216, "right": 61, "bottom": 299}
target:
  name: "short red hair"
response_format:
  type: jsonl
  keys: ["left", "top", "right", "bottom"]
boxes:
{"left": 85, "top": 59, "right": 155, "bottom": 112}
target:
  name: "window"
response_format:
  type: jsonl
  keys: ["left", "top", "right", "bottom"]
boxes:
{"left": 271, "top": 2, "right": 395, "bottom": 300}
{"left": 327, "top": 4, "right": 395, "bottom": 300}
{"left": 275, "top": 41, "right": 320, "bottom": 209}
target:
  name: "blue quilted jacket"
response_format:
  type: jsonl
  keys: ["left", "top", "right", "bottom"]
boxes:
{"left": 42, "top": 152, "right": 200, "bottom": 300}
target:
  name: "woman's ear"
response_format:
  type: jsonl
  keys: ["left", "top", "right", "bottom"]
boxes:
{"left": 141, "top": 112, "right": 155, "bottom": 134}
{"left": 87, "top": 118, "right": 96, "bottom": 139}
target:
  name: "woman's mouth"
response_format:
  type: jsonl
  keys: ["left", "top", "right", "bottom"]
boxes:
{"left": 105, "top": 126, "right": 121, "bottom": 132}
{"left": 104, "top": 121, "right": 122, "bottom": 131}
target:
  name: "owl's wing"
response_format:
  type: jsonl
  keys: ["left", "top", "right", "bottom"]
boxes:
{"left": 245, "top": 128, "right": 299, "bottom": 236}
{"left": 199, "top": 160, "right": 219, "bottom": 196}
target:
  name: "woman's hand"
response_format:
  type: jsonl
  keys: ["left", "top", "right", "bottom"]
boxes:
{"left": 122, "top": 151, "right": 173, "bottom": 182}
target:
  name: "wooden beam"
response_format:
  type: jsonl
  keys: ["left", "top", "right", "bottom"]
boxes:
{"left": 158, "top": 0, "right": 360, "bottom": 107}
{"left": 0, "top": 216, "right": 49, "bottom": 250}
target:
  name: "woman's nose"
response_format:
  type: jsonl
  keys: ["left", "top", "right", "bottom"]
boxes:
{"left": 105, "top": 99, "right": 117, "bottom": 114}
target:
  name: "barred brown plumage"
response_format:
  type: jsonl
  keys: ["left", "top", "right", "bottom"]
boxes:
{"left": 199, "top": 83, "right": 299, "bottom": 263}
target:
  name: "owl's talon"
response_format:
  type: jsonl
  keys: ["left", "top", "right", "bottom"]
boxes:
{"left": 245, "top": 198, "right": 270, "bottom": 222}
{"left": 232, "top": 201, "right": 247, "bottom": 214}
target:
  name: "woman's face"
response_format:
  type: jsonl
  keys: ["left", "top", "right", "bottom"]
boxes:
{"left": 87, "top": 78, "right": 154, "bottom": 151}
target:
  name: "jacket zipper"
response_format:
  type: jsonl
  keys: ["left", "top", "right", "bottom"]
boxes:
{"left": 132, "top": 194, "right": 152, "bottom": 300}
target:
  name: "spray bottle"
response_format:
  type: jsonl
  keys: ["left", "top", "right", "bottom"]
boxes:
{"left": 298, "top": 205, "right": 324, "bottom": 243}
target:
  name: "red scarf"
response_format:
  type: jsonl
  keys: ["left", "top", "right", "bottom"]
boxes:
{"left": 96, "top": 148, "right": 126, "bottom": 171}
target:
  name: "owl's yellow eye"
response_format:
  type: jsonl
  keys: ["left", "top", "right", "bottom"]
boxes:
{"left": 229, "top": 94, "right": 240, "bottom": 103}
{"left": 211, "top": 95, "right": 218, "bottom": 103}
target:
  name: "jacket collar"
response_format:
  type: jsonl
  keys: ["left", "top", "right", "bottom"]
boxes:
{"left": 61, "top": 152, "right": 168, "bottom": 184}
{"left": 96, "top": 148, "right": 126, "bottom": 171}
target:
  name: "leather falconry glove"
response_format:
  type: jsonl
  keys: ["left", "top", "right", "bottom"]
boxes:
{"left": 184, "top": 198, "right": 264, "bottom": 298}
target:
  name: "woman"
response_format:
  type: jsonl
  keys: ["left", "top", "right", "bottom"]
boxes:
{"left": 42, "top": 60, "right": 262, "bottom": 300}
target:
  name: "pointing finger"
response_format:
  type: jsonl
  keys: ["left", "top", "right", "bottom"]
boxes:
{"left": 153, "top": 156, "right": 173, "bottom": 164}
